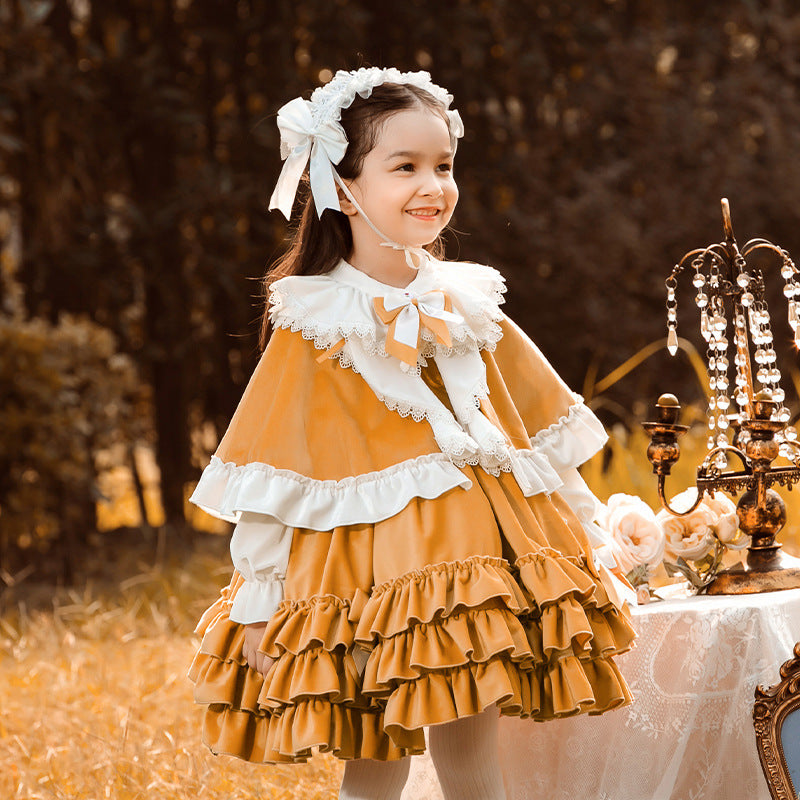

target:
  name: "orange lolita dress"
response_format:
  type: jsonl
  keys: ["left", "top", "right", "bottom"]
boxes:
{"left": 188, "top": 258, "right": 635, "bottom": 763}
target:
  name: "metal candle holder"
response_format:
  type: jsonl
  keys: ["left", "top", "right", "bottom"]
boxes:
{"left": 644, "top": 199, "right": 800, "bottom": 594}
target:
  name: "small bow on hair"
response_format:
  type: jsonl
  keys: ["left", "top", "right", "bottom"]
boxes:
{"left": 268, "top": 97, "right": 348, "bottom": 219}
{"left": 374, "top": 290, "right": 464, "bottom": 370}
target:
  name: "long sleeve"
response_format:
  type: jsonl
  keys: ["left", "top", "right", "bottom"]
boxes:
{"left": 556, "top": 467, "right": 637, "bottom": 605}
{"left": 556, "top": 467, "right": 617, "bottom": 568}
{"left": 227, "top": 512, "right": 293, "bottom": 624}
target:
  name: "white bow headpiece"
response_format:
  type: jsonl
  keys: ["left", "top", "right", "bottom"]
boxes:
{"left": 268, "top": 97, "right": 348, "bottom": 219}
{"left": 268, "top": 68, "right": 463, "bottom": 221}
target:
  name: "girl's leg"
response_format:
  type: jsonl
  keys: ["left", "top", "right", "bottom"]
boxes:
{"left": 339, "top": 757, "right": 411, "bottom": 800}
{"left": 428, "top": 707, "right": 507, "bottom": 800}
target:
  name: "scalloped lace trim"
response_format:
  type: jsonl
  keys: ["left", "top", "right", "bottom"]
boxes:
{"left": 269, "top": 282, "right": 504, "bottom": 370}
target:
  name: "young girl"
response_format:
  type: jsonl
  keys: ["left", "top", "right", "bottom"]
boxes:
{"left": 189, "top": 67, "right": 635, "bottom": 800}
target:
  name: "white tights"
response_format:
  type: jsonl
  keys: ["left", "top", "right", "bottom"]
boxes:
{"left": 338, "top": 707, "right": 506, "bottom": 800}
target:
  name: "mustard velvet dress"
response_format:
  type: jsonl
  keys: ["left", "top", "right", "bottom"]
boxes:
{"left": 188, "top": 259, "right": 635, "bottom": 764}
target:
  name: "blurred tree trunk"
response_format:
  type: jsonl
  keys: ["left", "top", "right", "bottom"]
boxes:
{"left": 128, "top": 0, "right": 190, "bottom": 527}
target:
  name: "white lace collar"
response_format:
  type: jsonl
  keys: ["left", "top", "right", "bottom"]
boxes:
{"left": 269, "top": 258, "right": 506, "bottom": 364}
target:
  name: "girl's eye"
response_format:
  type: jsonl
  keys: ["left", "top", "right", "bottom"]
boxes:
{"left": 396, "top": 163, "right": 414, "bottom": 172}
{"left": 438, "top": 162, "right": 453, "bottom": 173}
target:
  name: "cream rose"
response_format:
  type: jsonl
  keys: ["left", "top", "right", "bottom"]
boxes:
{"left": 702, "top": 491, "right": 741, "bottom": 545}
{"left": 656, "top": 488, "right": 719, "bottom": 561}
{"left": 601, "top": 493, "right": 666, "bottom": 576}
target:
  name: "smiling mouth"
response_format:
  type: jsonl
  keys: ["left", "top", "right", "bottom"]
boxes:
{"left": 406, "top": 208, "right": 442, "bottom": 218}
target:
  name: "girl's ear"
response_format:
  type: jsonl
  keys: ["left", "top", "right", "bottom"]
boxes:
{"left": 337, "top": 184, "right": 358, "bottom": 216}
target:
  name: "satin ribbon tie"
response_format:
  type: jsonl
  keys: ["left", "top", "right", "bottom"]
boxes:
{"left": 379, "top": 241, "right": 430, "bottom": 271}
{"left": 374, "top": 290, "right": 464, "bottom": 369}
{"left": 268, "top": 97, "right": 348, "bottom": 219}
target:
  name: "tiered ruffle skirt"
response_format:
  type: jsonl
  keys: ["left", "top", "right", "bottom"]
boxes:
{"left": 189, "top": 467, "right": 635, "bottom": 763}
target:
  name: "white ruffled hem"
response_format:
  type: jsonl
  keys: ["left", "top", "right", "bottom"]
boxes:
{"left": 189, "top": 453, "right": 473, "bottom": 527}
{"left": 529, "top": 398, "right": 608, "bottom": 472}
{"left": 189, "top": 443, "right": 571, "bottom": 531}
{"left": 228, "top": 576, "right": 285, "bottom": 625}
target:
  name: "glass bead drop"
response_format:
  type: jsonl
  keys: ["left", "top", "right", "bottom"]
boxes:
{"left": 667, "top": 326, "right": 678, "bottom": 355}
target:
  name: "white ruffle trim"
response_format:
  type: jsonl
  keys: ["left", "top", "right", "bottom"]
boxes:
{"left": 189, "top": 453, "right": 473, "bottom": 528}
{"left": 529, "top": 398, "right": 608, "bottom": 472}
{"left": 228, "top": 576, "right": 285, "bottom": 625}
{"left": 190, "top": 444, "right": 570, "bottom": 531}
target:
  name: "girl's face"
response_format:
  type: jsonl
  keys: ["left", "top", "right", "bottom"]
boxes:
{"left": 344, "top": 107, "right": 459, "bottom": 252}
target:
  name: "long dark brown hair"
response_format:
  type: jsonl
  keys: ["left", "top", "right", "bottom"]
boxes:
{"left": 259, "top": 82, "right": 456, "bottom": 348}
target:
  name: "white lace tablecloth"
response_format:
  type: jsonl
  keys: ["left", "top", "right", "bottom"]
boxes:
{"left": 499, "top": 587, "right": 800, "bottom": 800}
{"left": 401, "top": 588, "right": 800, "bottom": 800}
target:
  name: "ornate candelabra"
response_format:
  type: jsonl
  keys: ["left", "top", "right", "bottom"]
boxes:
{"left": 644, "top": 199, "right": 800, "bottom": 594}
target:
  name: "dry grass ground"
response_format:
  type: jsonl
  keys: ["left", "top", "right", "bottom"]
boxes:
{"left": 0, "top": 535, "right": 343, "bottom": 799}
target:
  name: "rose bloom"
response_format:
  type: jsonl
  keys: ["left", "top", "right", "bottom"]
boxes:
{"left": 656, "top": 488, "right": 719, "bottom": 561}
{"left": 702, "top": 491, "right": 740, "bottom": 545}
{"left": 600, "top": 493, "right": 666, "bottom": 575}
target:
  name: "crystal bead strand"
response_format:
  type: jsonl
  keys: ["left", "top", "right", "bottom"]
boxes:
{"left": 695, "top": 256, "right": 715, "bottom": 450}
{"left": 732, "top": 311, "right": 752, "bottom": 450}
{"left": 779, "top": 251, "right": 800, "bottom": 461}
{"left": 748, "top": 299, "right": 781, "bottom": 397}
{"left": 711, "top": 294, "right": 731, "bottom": 468}
{"left": 666, "top": 271, "right": 679, "bottom": 355}
{"left": 707, "top": 256, "right": 731, "bottom": 466}
{"left": 732, "top": 256, "right": 751, "bottom": 429}
{"left": 781, "top": 250, "right": 800, "bottom": 349}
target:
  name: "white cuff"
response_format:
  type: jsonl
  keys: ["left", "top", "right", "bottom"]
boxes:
{"left": 227, "top": 512, "right": 292, "bottom": 624}
{"left": 229, "top": 575, "right": 285, "bottom": 624}
{"left": 529, "top": 400, "right": 608, "bottom": 472}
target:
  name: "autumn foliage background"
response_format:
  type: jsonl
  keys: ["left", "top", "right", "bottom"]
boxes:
{"left": 2, "top": 1, "right": 800, "bottom": 797}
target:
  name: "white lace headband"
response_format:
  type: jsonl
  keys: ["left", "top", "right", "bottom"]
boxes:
{"left": 268, "top": 67, "right": 464, "bottom": 221}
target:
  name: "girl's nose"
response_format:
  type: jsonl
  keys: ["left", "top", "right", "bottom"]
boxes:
{"left": 419, "top": 173, "right": 445, "bottom": 198}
